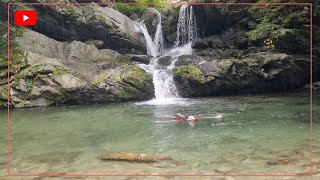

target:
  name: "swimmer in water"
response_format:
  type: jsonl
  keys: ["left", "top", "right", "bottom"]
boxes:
{"left": 156, "top": 113, "right": 224, "bottom": 126}
{"left": 175, "top": 113, "right": 224, "bottom": 127}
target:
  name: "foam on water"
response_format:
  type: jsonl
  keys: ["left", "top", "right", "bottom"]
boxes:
{"left": 135, "top": 97, "right": 191, "bottom": 106}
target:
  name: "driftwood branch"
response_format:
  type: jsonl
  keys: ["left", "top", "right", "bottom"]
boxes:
{"left": 99, "top": 153, "right": 173, "bottom": 163}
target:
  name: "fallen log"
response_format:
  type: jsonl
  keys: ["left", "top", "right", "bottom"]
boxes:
{"left": 98, "top": 153, "right": 173, "bottom": 163}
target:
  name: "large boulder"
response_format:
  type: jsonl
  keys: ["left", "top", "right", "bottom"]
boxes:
{"left": 173, "top": 52, "right": 313, "bottom": 97}
{"left": 29, "top": 3, "right": 146, "bottom": 54}
{"left": 7, "top": 29, "right": 154, "bottom": 108}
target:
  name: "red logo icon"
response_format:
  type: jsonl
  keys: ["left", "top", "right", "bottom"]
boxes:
{"left": 14, "top": 10, "right": 37, "bottom": 26}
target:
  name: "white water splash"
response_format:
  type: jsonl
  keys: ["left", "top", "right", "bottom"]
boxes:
{"left": 152, "top": 59, "right": 180, "bottom": 99}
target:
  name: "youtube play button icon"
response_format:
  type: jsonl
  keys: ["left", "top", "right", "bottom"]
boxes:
{"left": 15, "top": 10, "right": 37, "bottom": 26}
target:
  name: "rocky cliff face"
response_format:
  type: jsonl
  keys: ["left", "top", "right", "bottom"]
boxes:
{"left": 29, "top": 2, "right": 147, "bottom": 54}
{"left": 6, "top": 29, "right": 154, "bottom": 108}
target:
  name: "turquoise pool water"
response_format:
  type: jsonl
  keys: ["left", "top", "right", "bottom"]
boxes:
{"left": 0, "top": 91, "right": 319, "bottom": 176}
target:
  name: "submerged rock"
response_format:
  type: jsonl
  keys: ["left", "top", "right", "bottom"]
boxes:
{"left": 99, "top": 153, "right": 173, "bottom": 163}
{"left": 27, "top": 151, "right": 82, "bottom": 165}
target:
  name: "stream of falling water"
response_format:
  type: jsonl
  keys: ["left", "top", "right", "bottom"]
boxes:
{"left": 135, "top": 4, "right": 197, "bottom": 103}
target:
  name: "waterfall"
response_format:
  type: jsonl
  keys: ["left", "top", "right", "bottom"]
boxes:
{"left": 175, "top": 4, "right": 198, "bottom": 47}
{"left": 135, "top": 5, "right": 197, "bottom": 103}
{"left": 154, "top": 14, "right": 164, "bottom": 56}
{"left": 152, "top": 59, "right": 180, "bottom": 99}
{"left": 135, "top": 11, "right": 164, "bottom": 57}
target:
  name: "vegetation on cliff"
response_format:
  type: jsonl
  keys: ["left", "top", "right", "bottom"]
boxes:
{"left": 247, "top": 3, "right": 310, "bottom": 54}
{"left": 116, "top": 0, "right": 165, "bottom": 18}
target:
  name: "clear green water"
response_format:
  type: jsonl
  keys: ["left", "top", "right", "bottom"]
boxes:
{"left": 0, "top": 91, "right": 319, "bottom": 175}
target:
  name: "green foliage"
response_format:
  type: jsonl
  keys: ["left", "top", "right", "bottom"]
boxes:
{"left": 10, "top": 47, "right": 26, "bottom": 65}
{"left": 62, "top": 5, "right": 80, "bottom": 22}
{"left": 0, "top": 21, "right": 8, "bottom": 68}
{"left": 25, "top": 78, "right": 33, "bottom": 93}
{"left": 247, "top": 22, "right": 288, "bottom": 41}
{"left": 0, "top": 23, "right": 27, "bottom": 69}
{"left": 0, "top": 85, "right": 8, "bottom": 101}
{"left": 138, "top": 0, "right": 165, "bottom": 11}
{"left": 116, "top": 4, "right": 148, "bottom": 17}
{"left": 116, "top": 0, "right": 166, "bottom": 17}
{"left": 247, "top": 3, "right": 309, "bottom": 53}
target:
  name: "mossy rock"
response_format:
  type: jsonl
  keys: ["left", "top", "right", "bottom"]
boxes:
{"left": 1, "top": 25, "right": 26, "bottom": 69}
{"left": 222, "top": 49, "right": 240, "bottom": 58}
{"left": 0, "top": 69, "right": 7, "bottom": 78}
{"left": 61, "top": 5, "right": 81, "bottom": 23}
{"left": 10, "top": 47, "right": 27, "bottom": 66}
{"left": 114, "top": 87, "right": 141, "bottom": 100}
{"left": 15, "top": 64, "right": 55, "bottom": 79}
{"left": 0, "top": 56, "right": 7, "bottom": 68}
{"left": 173, "top": 65, "right": 205, "bottom": 82}
{"left": 91, "top": 74, "right": 106, "bottom": 86}
{"left": 113, "top": 65, "right": 153, "bottom": 100}
{"left": 0, "top": 77, "right": 8, "bottom": 85}
{"left": 120, "top": 65, "right": 152, "bottom": 86}
{"left": 52, "top": 66, "right": 72, "bottom": 75}
{"left": 0, "top": 85, "right": 8, "bottom": 101}
{"left": 15, "top": 100, "right": 33, "bottom": 108}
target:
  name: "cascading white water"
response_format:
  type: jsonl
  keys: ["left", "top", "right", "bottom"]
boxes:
{"left": 135, "top": 5, "right": 197, "bottom": 103}
{"left": 135, "top": 11, "right": 164, "bottom": 57}
{"left": 135, "top": 9, "right": 180, "bottom": 100}
{"left": 175, "top": 4, "right": 198, "bottom": 47}
{"left": 152, "top": 59, "right": 180, "bottom": 99}
{"left": 154, "top": 14, "right": 164, "bottom": 56}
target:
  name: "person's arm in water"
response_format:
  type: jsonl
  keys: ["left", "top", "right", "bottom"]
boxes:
{"left": 200, "top": 114, "right": 224, "bottom": 120}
